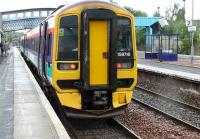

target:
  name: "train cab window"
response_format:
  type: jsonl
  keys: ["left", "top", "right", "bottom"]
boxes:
{"left": 57, "top": 16, "right": 78, "bottom": 61}
{"left": 116, "top": 17, "right": 133, "bottom": 59}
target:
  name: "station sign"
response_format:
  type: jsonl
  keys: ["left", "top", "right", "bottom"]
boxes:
{"left": 186, "top": 20, "right": 192, "bottom": 27}
{"left": 188, "top": 26, "right": 196, "bottom": 32}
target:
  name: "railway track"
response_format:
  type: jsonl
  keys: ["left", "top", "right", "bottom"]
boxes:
{"left": 24, "top": 54, "right": 140, "bottom": 139}
{"left": 136, "top": 86, "right": 200, "bottom": 111}
{"left": 134, "top": 86, "right": 200, "bottom": 131}
{"left": 64, "top": 118, "right": 141, "bottom": 139}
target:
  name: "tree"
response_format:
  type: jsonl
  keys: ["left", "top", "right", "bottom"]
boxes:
{"left": 153, "top": 7, "right": 161, "bottom": 17}
{"left": 163, "top": 3, "right": 200, "bottom": 55}
{"left": 153, "top": 11, "right": 160, "bottom": 17}
{"left": 124, "top": 6, "right": 147, "bottom": 17}
{"left": 164, "top": 3, "right": 185, "bottom": 23}
{"left": 109, "top": 0, "right": 118, "bottom": 5}
{"left": 135, "top": 28, "right": 146, "bottom": 51}
{"left": 4, "top": 31, "right": 24, "bottom": 46}
{"left": 175, "top": 8, "right": 185, "bottom": 21}
{"left": 163, "top": 4, "right": 188, "bottom": 53}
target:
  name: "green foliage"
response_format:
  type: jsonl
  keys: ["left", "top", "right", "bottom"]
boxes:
{"left": 135, "top": 28, "right": 146, "bottom": 51}
{"left": 165, "top": 3, "right": 182, "bottom": 23}
{"left": 4, "top": 31, "right": 24, "bottom": 45}
{"left": 180, "top": 38, "right": 191, "bottom": 54}
{"left": 176, "top": 8, "right": 185, "bottom": 21}
{"left": 153, "top": 11, "right": 160, "bottom": 17}
{"left": 109, "top": 0, "right": 118, "bottom": 5}
{"left": 163, "top": 3, "right": 200, "bottom": 54}
{"left": 124, "top": 6, "right": 147, "bottom": 17}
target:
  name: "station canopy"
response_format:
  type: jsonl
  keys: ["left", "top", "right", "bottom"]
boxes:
{"left": 135, "top": 17, "right": 161, "bottom": 27}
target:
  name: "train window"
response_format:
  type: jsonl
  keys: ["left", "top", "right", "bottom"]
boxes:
{"left": 36, "top": 37, "right": 39, "bottom": 52}
{"left": 116, "top": 17, "right": 133, "bottom": 58}
{"left": 57, "top": 15, "right": 78, "bottom": 61}
{"left": 47, "top": 34, "right": 52, "bottom": 56}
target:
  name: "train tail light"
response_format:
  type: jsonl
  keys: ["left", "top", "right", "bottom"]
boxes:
{"left": 117, "top": 62, "right": 132, "bottom": 69}
{"left": 117, "top": 63, "right": 122, "bottom": 69}
{"left": 58, "top": 63, "right": 78, "bottom": 70}
{"left": 69, "top": 64, "right": 76, "bottom": 70}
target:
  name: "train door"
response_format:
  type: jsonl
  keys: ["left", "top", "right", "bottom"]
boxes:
{"left": 38, "top": 22, "right": 48, "bottom": 77}
{"left": 89, "top": 20, "right": 108, "bottom": 86}
{"left": 81, "top": 9, "right": 118, "bottom": 109}
{"left": 45, "top": 26, "right": 53, "bottom": 79}
{"left": 81, "top": 9, "right": 117, "bottom": 91}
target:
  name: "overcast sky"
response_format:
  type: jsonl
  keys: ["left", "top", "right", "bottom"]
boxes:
{"left": 0, "top": 0, "right": 199, "bottom": 20}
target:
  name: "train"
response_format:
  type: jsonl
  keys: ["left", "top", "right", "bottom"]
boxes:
{"left": 20, "top": 0, "right": 137, "bottom": 118}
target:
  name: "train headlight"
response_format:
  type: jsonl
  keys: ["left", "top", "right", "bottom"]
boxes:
{"left": 117, "top": 62, "right": 132, "bottom": 69}
{"left": 58, "top": 63, "right": 78, "bottom": 70}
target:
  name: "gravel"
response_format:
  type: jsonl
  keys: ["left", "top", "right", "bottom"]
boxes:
{"left": 134, "top": 90, "right": 200, "bottom": 129}
{"left": 137, "top": 71, "right": 200, "bottom": 109}
{"left": 116, "top": 102, "right": 200, "bottom": 139}
{"left": 65, "top": 118, "right": 133, "bottom": 139}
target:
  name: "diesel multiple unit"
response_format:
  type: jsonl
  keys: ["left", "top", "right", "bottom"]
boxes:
{"left": 20, "top": 1, "right": 137, "bottom": 118}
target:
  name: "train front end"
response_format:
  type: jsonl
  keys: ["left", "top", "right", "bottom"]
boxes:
{"left": 52, "top": 1, "right": 137, "bottom": 118}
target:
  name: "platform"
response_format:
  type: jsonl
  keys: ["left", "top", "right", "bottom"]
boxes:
{"left": 0, "top": 47, "right": 69, "bottom": 139}
{"left": 138, "top": 58, "right": 200, "bottom": 82}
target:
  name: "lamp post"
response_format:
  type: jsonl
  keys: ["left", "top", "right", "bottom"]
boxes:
{"left": 157, "top": 6, "right": 160, "bottom": 16}
{"left": 0, "top": 12, "right": 2, "bottom": 43}
{"left": 183, "top": 0, "right": 186, "bottom": 19}
{"left": 183, "top": 0, "right": 186, "bottom": 10}
{"left": 191, "top": 0, "right": 194, "bottom": 64}
{"left": 157, "top": 6, "right": 162, "bottom": 62}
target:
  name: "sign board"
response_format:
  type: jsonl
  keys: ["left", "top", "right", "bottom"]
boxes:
{"left": 59, "top": 28, "right": 64, "bottom": 36}
{"left": 188, "top": 26, "right": 196, "bottom": 32}
{"left": 186, "top": 20, "right": 192, "bottom": 27}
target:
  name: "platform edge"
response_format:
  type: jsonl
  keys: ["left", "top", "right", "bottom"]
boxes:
{"left": 17, "top": 48, "right": 71, "bottom": 139}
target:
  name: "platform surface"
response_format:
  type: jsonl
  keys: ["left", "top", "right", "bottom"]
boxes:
{"left": 0, "top": 48, "right": 60, "bottom": 139}
{"left": 138, "top": 58, "right": 200, "bottom": 82}
{"left": 0, "top": 49, "right": 14, "bottom": 139}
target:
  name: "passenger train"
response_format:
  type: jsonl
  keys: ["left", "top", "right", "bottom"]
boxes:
{"left": 20, "top": 0, "right": 137, "bottom": 118}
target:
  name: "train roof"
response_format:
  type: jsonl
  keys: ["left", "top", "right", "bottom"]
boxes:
{"left": 52, "top": 0, "right": 128, "bottom": 16}
{"left": 25, "top": 0, "right": 132, "bottom": 35}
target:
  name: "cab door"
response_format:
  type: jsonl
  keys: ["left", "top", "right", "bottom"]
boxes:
{"left": 89, "top": 20, "right": 108, "bottom": 86}
{"left": 38, "top": 22, "right": 47, "bottom": 77}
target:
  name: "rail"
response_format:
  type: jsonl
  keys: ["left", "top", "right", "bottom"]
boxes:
{"left": 134, "top": 86, "right": 200, "bottom": 131}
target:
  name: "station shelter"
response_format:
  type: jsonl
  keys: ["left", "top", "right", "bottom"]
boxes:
{"left": 135, "top": 17, "right": 178, "bottom": 61}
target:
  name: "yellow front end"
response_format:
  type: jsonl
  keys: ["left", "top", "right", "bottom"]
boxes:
{"left": 51, "top": 1, "right": 137, "bottom": 116}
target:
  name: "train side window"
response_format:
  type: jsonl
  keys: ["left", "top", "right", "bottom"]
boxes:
{"left": 57, "top": 15, "right": 78, "bottom": 61}
{"left": 36, "top": 37, "right": 39, "bottom": 52}
{"left": 47, "top": 34, "right": 52, "bottom": 56}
